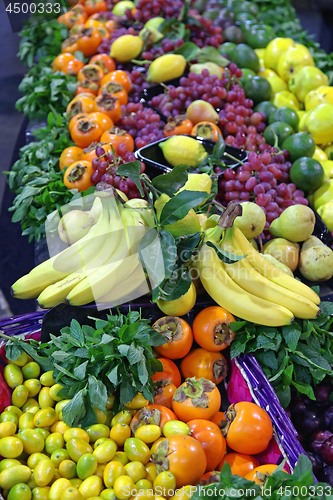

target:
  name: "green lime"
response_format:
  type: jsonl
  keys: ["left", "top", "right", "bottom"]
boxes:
{"left": 234, "top": 1, "right": 259, "bottom": 16}
{"left": 268, "top": 107, "right": 299, "bottom": 131}
{"left": 263, "top": 121, "right": 294, "bottom": 147}
{"left": 240, "top": 68, "right": 256, "bottom": 86}
{"left": 218, "top": 42, "right": 236, "bottom": 58}
{"left": 282, "top": 133, "right": 316, "bottom": 162}
{"left": 254, "top": 101, "right": 277, "bottom": 122}
{"left": 290, "top": 157, "right": 324, "bottom": 192}
{"left": 223, "top": 26, "right": 244, "bottom": 44}
{"left": 244, "top": 76, "right": 271, "bottom": 105}
{"left": 235, "top": 12, "right": 256, "bottom": 24}
{"left": 244, "top": 27, "right": 275, "bottom": 49}
{"left": 231, "top": 44, "right": 259, "bottom": 72}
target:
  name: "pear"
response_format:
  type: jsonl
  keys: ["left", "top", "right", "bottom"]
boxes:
{"left": 263, "top": 254, "right": 294, "bottom": 277}
{"left": 269, "top": 205, "right": 315, "bottom": 242}
{"left": 186, "top": 100, "right": 219, "bottom": 125}
{"left": 263, "top": 238, "right": 300, "bottom": 272}
{"left": 299, "top": 235, "right": 333, "bottom": 281}
{"left": 190, "top": 63, "right": 223, "bottom": 79}
{"left": 233, "top": 202, "right": 266, "bottom": 238}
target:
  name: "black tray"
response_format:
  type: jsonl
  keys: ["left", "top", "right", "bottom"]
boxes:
{"left": 139, "top": 78, "right": 181, "bottom": 123}
{"left": 135, "top": 135, "right": 248, "bottom": 177}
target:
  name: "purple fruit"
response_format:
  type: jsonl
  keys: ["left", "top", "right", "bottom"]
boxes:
{"left": 314, "top": 383, "right": 332, "bottom": 403}
{"left": 310, "top": 430, "right": 333, "bottom": 453}
{"left": 324, "top": 406, "right": 333, "bottom": 432}
{"left": 321, "top": 436, "right": 333, "bottom": 465}
{"left": 320, "top": 465, "right": 333, "bottom": 486}
{"left": 300, "top": 410, "right": 322, "bottom": 434}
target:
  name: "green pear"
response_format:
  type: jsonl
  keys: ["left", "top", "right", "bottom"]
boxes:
{"left": 154, "top": 193, "right": 201, "bottom": 237}
{"left": 263, "top": 254, "right": 294, "bottom": 277}
{"left": 144, "top": 16, "right": 164, "bottom": 30}
{"left": 299, "top": 235, "right": 333, "bottom": 281}
{"left": 263, "top": 238, "right": 300, "bottom": 272}
{"left": 190, "top": 63, "right": 223, "bottom": 79}
{"left": 269, "top": 205, "right": 315, "bottom": 242}
{"left": 233, "top": 202, "right": 266, "bottom": 238}
{"left": 112, "top": 0, "right": 135, "bottom": 16}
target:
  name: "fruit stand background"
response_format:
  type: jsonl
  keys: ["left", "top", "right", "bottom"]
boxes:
{"left": 0, "top": 0, "right": 332, "bottom": 319}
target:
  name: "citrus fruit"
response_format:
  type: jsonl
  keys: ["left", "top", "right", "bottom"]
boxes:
{"left": 304, "top": 104, "right": 333, "bottom": 144}
{"left": 244, "top": 27, "right": 274, "bottom": 49}
{"left": 231, "top": 44, "right": 259, "bottom": 73}
{"left": 282, "top": 133, "right": 316, "bottom": 162}
{"left": 324, "top": 144, "right": 333, "bottom": 161}
{"left": 222, "top": 26, "right": 244, "bottom": 44}
{"left": 240, "top": 68, "right": 255, "bottom": 87}
{"left": 159, "top": 136, "right": 208, "bottom": 168}
{"left": 243, "top": 76, "right": 271, "bottom": 105}
{"left": 290, "top": 157, "right": 324, "bottom": 192}
{"left": 304, "top": 85, "right": 333, "bottom": 111}
{"left": 157, "top": 282, "right": 196, "bottom": 317}
{"left": 264, "top": 37, "right": 295, "bottom": 71}
{"left": 263, "top": 121, "right": 294, "bottom": 147}
{"left": 178, "top": 173, "right": 212, "bottom": 196}
{"left": 318, "top": 201, "right": 333, "bottom": 231}
{"left": 253, "top": 101, "right": 276, "bottom": 122}
{"left": 110, "top": 35, "right": 143, "bottom": 63}
{"left": 268, "top": 107, "right": 299, "bottom": 131}
{"left": 154, "top": 193, "right": 201, "bottom": 238}
{"left": 218, "top": 42, "right": 236, "bottom": 59}
{"left": 270, "top": 90, "right": 299, "bottom": 111}
{"left": 147, "top": 54, "right": 186, "bottom": 83}
{"left": 313, "top": 147, "right": 328, "bottom": 162}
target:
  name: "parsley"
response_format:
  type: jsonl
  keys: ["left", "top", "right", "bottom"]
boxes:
{"left": 2, "top": 311, "right": 165, "bottom": 427}
{"left": 230, "top": 301, "right": 333, "bottom": 408}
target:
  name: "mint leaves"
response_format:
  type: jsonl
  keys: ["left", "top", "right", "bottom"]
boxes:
{"left": 230, "top": 302, "right": 333, "bottom": 408}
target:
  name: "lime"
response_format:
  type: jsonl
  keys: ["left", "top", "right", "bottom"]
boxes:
{"left": 110, "top": 35, "right": 143, "bottom": 63}
{"left": 240, "top": 68, "right": 255, "bottom": 86}
{"left": 159, "top": 136, "right": 208, "bottom": 168}
{"left": 268, "top": 107, "right": 299, "bottom": 131}
{"left": 234, "top": 1, "right": 259, "bottom": 16}
{"left": 244, "top": 76, "right": 271, "bottom": 105}
{"left": 263, "top": 121, "right": 294, "bottom": 147}
{"left": 222, "top": 26, "right": 244, "bottom": 44}
{"left": 282, "top": 133, "right": 316, "bottom": 162}
{"left": 290, "top": 157, "right": 324, "bottom": 192}
{"left": 157, "top": 282, "right": 196, "bottom": 317}
{"left": 254, "top": 101, "right": 277, "bottom": 122}
{"left": 245, "top": 28, "right": 275, "bottom": 49}
{"left": 218, "top": 42, "right": 236, "bottom": 58}
{"left": 235, "top": 12, "right": 256, "bottom": 24}
{"left": 231, "top": 44, "right": 259, "bottom": 72}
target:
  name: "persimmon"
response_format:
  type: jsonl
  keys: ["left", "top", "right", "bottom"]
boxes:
{"left": 153, "top": 317, "right": 193, "bottom": 360}
{"left": 63, "top": 161, "right": 94, "bottom": 191}
{"left": 163, "top": 116, "right": 193, "bottom": 137}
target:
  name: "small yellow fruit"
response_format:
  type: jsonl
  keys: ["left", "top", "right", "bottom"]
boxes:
{"left": 313, "top": 147, "right": 328, "bottom": 162}
{"left": 157, "top": 282, "right": 196, "bottom": 317}
{"left": 147, "top": 54, "right": 186, "bottom": 83}
{"left": 277, "top": 45, "right": 314, "bottom": 82}
{"left": 264, "top": 37, "right": 295, "bottom": 71}
{"left": 110, "top": 35, "right": 143, "bottom": 63}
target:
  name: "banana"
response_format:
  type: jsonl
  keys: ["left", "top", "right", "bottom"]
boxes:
{"left": 196, "top": 243, "right": 294, "bottom": 326}
{"left": 97, "top": 262, "right": 149, "bottom": 307}
{"left": 220, "top": 229, "right": 320, "bottom": 319}
{"left": 66, "top": 208, "right": 147, "bottom": 306}
{"left": 37, "top": 201, "right": 124, "bottom": 309}
{"left": 11, "top": 197, "right": 111, "bottom": 300}
{"left": 233, "top": 226, "right": 321, "bottom": 306}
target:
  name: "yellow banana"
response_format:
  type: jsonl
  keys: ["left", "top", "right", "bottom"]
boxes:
{"left": 220, "top": 229, "right": 319, "bottom": 320}
{"left": 66, "top": 208, "right": 147, "bottom": 306}
{"left": 37, "top": 201, "right": 124, "bottom": 309}
{"left": 11, "top": 197, "right": 110, "bottom": 299}
{"left": 233, "top": 226, "right": 320, "bottom": 306}
{"left": 196, "top": 243, "right": 294, "bottom": 327}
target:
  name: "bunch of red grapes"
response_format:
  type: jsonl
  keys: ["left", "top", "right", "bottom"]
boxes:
{"left": 187, "top": 16, "right": 223, "bottom": 48}
{"left": 90, "top": 144, "right": 146, "bottom": 199}
{"left": 118, "top": 102, "right": 165, "bottom": 148}
{"left": 128, "top": 0, "right": 190, "bottom": 23}
{"left": 216, "top": 150, "right": 308, "bottom": 232}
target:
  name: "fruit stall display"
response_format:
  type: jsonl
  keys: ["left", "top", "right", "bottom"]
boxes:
{"left": 3, "top": 0, "right": 333, "bottom": 496}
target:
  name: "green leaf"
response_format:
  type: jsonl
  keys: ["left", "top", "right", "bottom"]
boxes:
{"left": 68, "top": 319, "right": 85, "bottom": 346}
{"left": 292, "top": 380, "right": 316, "bottom": 400}
{"left": 172, "top": 41, "right": 201, "bottom": 61}
{"left": 116, "top": 161, "right": 143, "bottom": 197}
{"left": 158, "top": 266, "right": 192, "bottom": 302}
{"left": 274, "top": 385, "right": 291, "bottom": 409}
{"left": 74, "top": 361, "right": 88, "bottom": 381}
{"left": 107, "top": 366, "right": 118, "bottom": 386}
{"left": 137, "top": 361, "right": 149, "bottom": 386}
{"left": 320, "top": 301, "right": 333, "bottom": 316}
{"left": 88, "top": 375, "right": 108, "bottom": 412}
{"left": 5, "top": 344, "right": 24, "bottom": 362}
{"left": 53, "top": 363, "right": 78, "bottom": 380}
{"left": 206, "top": 241, "right": 246, "bottom": 264}
{"left": 256, "top": 351, "right": 279, "bottom": 371}
{"left": 138, "top": 228, "right": 177, "bottom": 286}
{"left": 282, "top": 363, "right": 294, "bottom": 387}
{"left": 151, "top": 164, "right": 188, "bottom": 196}
{"left": 198, "top": 46, "right": 230, "bottom": 67}
{"left": 296, "top": 344, "right": 331, "bottom": 371}
{"left": 212, "top": 134, "right": 226, "bottom": 158}
{"left": 281, "top": 325, "right": 301, "bottom": 353}
{"left": 62, "top": 387, "right": 87, "bottom": 427}
{"left": 160, "top": 190, "right": 210, "bottom": 225}
{"left": 175, "top": 232, "right": 201, "bottom": 265}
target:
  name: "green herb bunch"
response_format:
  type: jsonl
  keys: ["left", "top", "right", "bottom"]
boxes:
{"left": 3, "top": 311, "right": 165, "bottom": 428}
{"left": 192, "top": 454, "right": 332, "bottom": 500}
{"left": 230, "top": 301, "right": 333, "bottom": 408}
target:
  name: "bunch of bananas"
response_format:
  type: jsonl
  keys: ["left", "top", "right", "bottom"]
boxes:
{"left": 12, "top": 194, "right": 153, "bottom": 309}
{"left": 195, "top": 223, "right": 321, "bottom": 327}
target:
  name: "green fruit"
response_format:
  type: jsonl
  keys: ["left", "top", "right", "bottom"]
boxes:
{"left": 253, "top": 101, "right": 276, "bottom": 122}
{"left": 112, "top": 0, "right": 135, "bottom": 16}
{"left": 222, "top": 26, "right": 244, "bottom": 44}
{"left": 244, "top": 76, "right": 271, "bottom": 105}
{"left": 244, "top": 28, "right": 275, "bottom": 49}
{"left": 282, "top": 133, "right": 316, "bottom": 162}
{"left": 0, "top": 466, "right": 31, "bottom": 490}
{"left": 8, "top": 483, "right": 31, "bottom": 500}
{"left": 268, "top": 107, "right": 299, "bottom": 131}
{"left": 235, "top": 12, "right": 256, "bottom": 24}
{"left": 240, "top": 68, "right": 255, "bottom": 86}
{"left": 234, "top": 1, "right": 259, "bottom": 15}
{"left": 231, "top": 44, "right": 259, "bottom": 72}
{"left": 290, "top": 157, "right": 324, "bottom": 192}
{"left": 77, "top": 454, "right": 98, "bottom": 480}
{"left": 263, "top": 121, "right": 294, "bottom": 147}
{"left": 218, "top": 42, "right": 236, "bottom": 58}
{"left": 144, "top": 17, "right": 164, "bottom": 30}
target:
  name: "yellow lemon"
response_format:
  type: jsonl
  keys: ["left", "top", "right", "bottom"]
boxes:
{"left": 313, "top": 147, "right": 328, "bottom": 162}
{"left": 277, "top": 45, "right": 314, "bottom": 82}
{"left": 320, "top": 160, "right": 333, "bottom": 181}
{"left": 110, "top": 35, "right": 143, "bottom": 63}
{"left": 177, "top": 173, "right": 212, "bottom": 196}
{"left": 304, "top": 104, "right": 333, "bottom": 144}
{"left": 147, "top": 54, "right": 187, "bottom": 83}
{"left": 264, "top": 37, "right": 296, "bottom": 71}
{"left": 159, "top": 135, "right": 208, "bottom": 168}
{"left": 258, "top": 69, "right": 288, "bottom": 94}
{"left": 157, "top": 282, "right": 196, "bottom": 317}
{"left": 154, "top": 193, "right": 201, "bottom": 238}
{"left": 288, "top": 66, "right": 329, "bottom": 103}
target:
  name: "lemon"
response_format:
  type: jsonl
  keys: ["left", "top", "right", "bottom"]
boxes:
{"left": 264, "top": 37, "right": 295, "bottom": 71}
{"left": 147, "top": 54, "right": 186, "bottom": 83}
{"left": 321, "top": 160, "right": 333, "bottom": 181}
{"left": 304, "top": 104, "right": 333, "bottom": 144}
{"left": 313, "top": 147, "right": 328, "bottom": 162}
{"left": 304, "top": 85, "right": 333, "bottom": 111}
{"left": 157, "top": 282, "right": 196, "bottom": 317}
{"left": 277, "top": 45, "right": 314, "bottom": 82}
{"left": 270, "top": 90, "right": 299, "bottom": 111}
{"left": 159, "top": 136, "right": 208, "bottom": 168}
{"left": 318, "top": 201, "right": 333, "bottom": 231}
{"left": 178, "top": 173, "right": 212, "bottom": 195}
{"left": 110, "top": 35, "right": 143, "bottom": 63}
{"left": 154, "top": 193, "right": 201, "bottom": 238}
